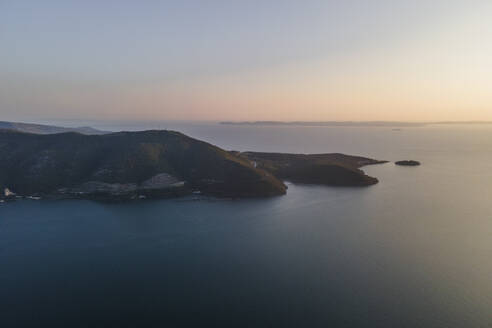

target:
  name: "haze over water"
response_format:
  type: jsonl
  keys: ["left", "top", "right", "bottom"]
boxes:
{"left": 1, "top": 123, "right": 491, "bottom": 327}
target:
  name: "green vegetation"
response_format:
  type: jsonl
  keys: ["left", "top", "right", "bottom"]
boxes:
{"left": 0, "top": 130, "right": 286, "bottom": 199}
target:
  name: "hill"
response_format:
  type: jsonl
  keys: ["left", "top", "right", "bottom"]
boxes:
{"left": 0, "top": 130, "right": 286, "bottom": 199}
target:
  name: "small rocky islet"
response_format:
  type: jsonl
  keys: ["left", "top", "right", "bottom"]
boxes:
{"left": 395, "top": 160, "right": 421, "bottom": 166}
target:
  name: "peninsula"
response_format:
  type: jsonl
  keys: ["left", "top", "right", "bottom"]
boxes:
{"left": 0, "top": 129, "right": 384, "bottom": 201}
{"left": 239, "top": 152, "right": 386, "bottom": 186}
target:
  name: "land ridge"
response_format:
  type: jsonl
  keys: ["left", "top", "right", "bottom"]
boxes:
{"left": 0, "top": 129, "right": 384, "bottom": 201}
{"left": 0, "top": 120, "right": 109, "bottom": 135}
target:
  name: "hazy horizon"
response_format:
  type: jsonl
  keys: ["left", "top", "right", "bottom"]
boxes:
{"left": 4, "top": 118, "right": 492, "bottom": 126}
{"left": 2, "top": 0, "right": 492, "bottom": 122}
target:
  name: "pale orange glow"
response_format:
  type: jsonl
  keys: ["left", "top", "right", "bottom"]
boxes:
{"left": 1, "top": 2, "right": 491, "bottom": 122}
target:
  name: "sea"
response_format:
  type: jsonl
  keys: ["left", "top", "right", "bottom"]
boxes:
{"left": 1, "top": 122, "right": 492, "bottom": 327}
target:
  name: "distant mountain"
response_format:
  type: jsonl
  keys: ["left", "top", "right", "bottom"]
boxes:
{"left": 0, "top": 121, "right": 108, "bottom": 135}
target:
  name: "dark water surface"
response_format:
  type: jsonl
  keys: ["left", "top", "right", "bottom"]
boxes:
{"left": 1, "top": 124, "right": 492, "bottom": 327}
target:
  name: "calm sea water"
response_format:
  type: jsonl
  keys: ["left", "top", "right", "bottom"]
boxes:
{"left": 1, "top": 123, "right": 492, "bottom": 327}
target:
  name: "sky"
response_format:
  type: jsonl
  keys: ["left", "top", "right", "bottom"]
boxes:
{"left": 1, "top": 0, "right": 492, "bottom": 122}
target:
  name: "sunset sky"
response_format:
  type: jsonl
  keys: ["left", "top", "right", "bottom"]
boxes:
{"left": 1, "top": 0, "right": 492, "bottom": 122}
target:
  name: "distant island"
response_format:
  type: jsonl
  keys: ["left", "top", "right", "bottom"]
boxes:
{"left": 220, "top": 120, "right": 492, "bottom": 127}
{"left": 0, "top": 128, "right": 385, "bottom": 201}
{"left": 220, "top": 121, "right": 426, "bottom": 127}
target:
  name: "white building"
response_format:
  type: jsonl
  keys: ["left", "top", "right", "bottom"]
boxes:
{"left": 4, "top": 188, "right": 16, "bottom": 197}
